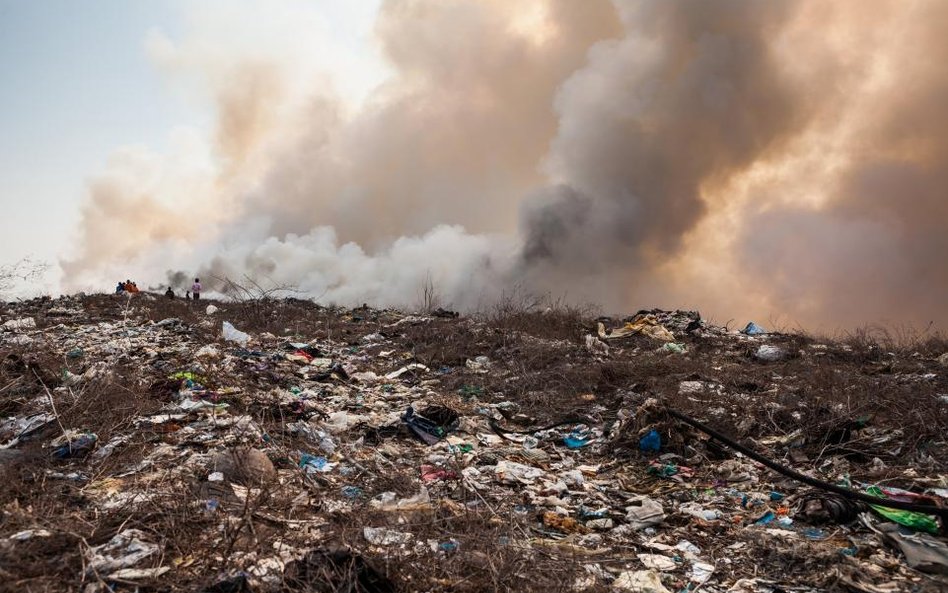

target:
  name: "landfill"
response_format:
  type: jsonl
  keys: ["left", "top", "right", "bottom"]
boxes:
{"left": 0, "top": 294, "right": 946, "bottom": 592}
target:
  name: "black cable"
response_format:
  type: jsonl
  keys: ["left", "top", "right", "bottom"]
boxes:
{"left": 488, "top": 417, "right": 587, "bottom": 441}
{"left": 664, "top": 408, "right": 948, "bottom": 529}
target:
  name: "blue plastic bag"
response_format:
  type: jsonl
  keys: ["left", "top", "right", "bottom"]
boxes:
{"left": 639, "top": 429, "right": 661, "bottom": 452}
{"left": 743, "top": 322, "right": 766, "bottom": 335}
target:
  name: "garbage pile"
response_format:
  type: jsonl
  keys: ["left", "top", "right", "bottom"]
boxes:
{"left": 1, "top": 294, "right": 946, "bottom": 592}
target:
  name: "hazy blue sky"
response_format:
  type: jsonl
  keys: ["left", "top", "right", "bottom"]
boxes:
{"left": 0, "top": 2, "right": 194, "bottom": 276}
{"left": 0, "top": 0, "right": 381, "bottom": 293}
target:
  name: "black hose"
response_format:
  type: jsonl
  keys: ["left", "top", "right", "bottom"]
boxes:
{"left": 488, "top": 417, "right": 587, "bottom": 441}
{"left": 665, "top": 408, "right": 948, "bottom": 529}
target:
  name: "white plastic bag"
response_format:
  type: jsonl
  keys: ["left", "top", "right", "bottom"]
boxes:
{"left": 222, "top": 321, "right": 250, "bottom": 346}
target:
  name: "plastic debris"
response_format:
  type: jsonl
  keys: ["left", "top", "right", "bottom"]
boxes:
{"left": 680, "top": 502, "right": 721, "bottom": 522}
{"left": 300, "top": 454, "right": 335, "bottom": 474}
{"left": 9, "top": 529, "right": 52, "bottom": 540}
{"left": 85, "top": 529, "right": 161, "bottom": 577}
{"left": 564, "top": 428, "right": 591, "bottom": 449}
{"left": 385, "top": 363, "right": 429, "bottom": 380}
{"left": 51, "top": 432, "right": 98, "bottom": 458}
{"left": 638, "top": 429, "right": 661, "bottom": 452}
{"left": 363, "top": 526, "right": 413, "bottom": 546}
{"left": 465, "top": 356, "right": 491, "bottom": 372}
{"left": 625, "top": 497, "right": 665, "bottom": 530}
{"left": 495, "top": 460, "right": 545, "bottom": 484}
{"left": 875, "top": 522, "right": 948, "bottom": 575}
{"left": 755, "top": 344, "right": 785, "bottom": 362}
{"left": 690, "top": 561, "right": 715, "bottom": 584}
{"left": 3, "top": 317, "right": 36, "bottom": 330}
{"left": 742, "top": 322, "right": 767, "bottom": 335}
{"left": 420, "top": 464, "right": 459, "bottom": 482}
{"left": 598, "top": 314, "right": 675, "bottom": 342}
{"left": 222, "top": 321, "right": 250, "bottom": 346}
{"left": 1, "top": 413, "right": 54, "bottom": 448}
{"left": 401, "top": 404, "right": 459, "bottom": 445}
{"left": 341, "top": 485, "right": 363, "bottom": 498}
{"left": 195, "top": 344, "right": 220, "bottom": 359}
{"left": 866, "top": 486, "right": 940, "bottom": 534}
{"left": 637, "top": 553, "right": 676, "bottom": 571}
{"left": 612, "top": 570, "right": 671, "bottom": 593}
{"left": 110, "top": 567, "right": 171, "bottom": 580}
{"left": 585, "top": 334, "right": 610, "bottom": 355}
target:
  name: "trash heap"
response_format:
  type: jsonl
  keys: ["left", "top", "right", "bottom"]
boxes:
{"left": 1, "top": 294, "right": 946, "bottom": 592}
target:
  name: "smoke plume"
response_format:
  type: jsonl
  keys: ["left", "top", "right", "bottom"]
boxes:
{"left": 61, "top": 0, "right": 948, "bottom": 329}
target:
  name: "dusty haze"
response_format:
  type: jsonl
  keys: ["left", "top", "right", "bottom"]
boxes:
{"left": 61, "top": 0, "right": 948, "bottom": 330}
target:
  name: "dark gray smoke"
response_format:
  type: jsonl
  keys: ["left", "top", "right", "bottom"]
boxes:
{"left": 520, "top": 0, "right": 804, "bottom": 288}
{"left": 165, "top": 270, "right": 189, "bottom": 291}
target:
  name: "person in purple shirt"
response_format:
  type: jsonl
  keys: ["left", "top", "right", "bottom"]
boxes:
{"left": 191, "top": 278, "right": 202, "bottom": 301}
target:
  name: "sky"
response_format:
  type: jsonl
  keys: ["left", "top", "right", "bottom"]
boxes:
{"left": 0, "top": 2, "right": 183, "bottom": 283}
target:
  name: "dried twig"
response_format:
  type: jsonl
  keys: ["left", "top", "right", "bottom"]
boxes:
{"left": 32, "top": 369, "right": 69, "bottom": 440}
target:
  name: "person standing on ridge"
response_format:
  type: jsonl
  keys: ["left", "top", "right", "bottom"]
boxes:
{"left": 191, "top": 278, "right": 202, "bottom": 301}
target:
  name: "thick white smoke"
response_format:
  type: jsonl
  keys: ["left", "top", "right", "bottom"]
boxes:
{"left": 201, "top": 224, "right": 516, "bottom": 310}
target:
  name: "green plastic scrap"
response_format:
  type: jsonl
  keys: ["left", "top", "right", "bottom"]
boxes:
{"left": 170, "top": 371, "right": 206, "bottom": 383}
{"left": 866, "top": 486, "right": 940, "bottom": 534}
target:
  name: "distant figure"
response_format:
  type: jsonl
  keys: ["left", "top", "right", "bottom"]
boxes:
{"left": 191, "top": 278, "right": 202, "bottom": 301}
{"left": 165, "top": 287, "right": 174, "bottom": 299}
{"left": 115, "top": 282, "right": 125, "bottom": 294}
{"left": 185, "top": 291, "right": 191, "bottom": 300}
{"left": 126, "top": 281, "right": 140, "bottom": 293}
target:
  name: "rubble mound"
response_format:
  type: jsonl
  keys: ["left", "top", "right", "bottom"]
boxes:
{"left": 1, "top": 293, "right": 946, "bottom": 592}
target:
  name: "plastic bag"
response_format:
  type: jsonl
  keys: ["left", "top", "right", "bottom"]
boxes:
{"left": 866, "top": 486, "right": 940, "bottom": 534}
{"left": 222, "top": 321, "right": 250, "bottom": 346}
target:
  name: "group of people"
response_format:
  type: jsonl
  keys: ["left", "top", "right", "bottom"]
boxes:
{"left": 116, "top": 278, "right": 203, "bottom": 300}
{"left": 114, "top": 279, "right": 140, "bottom": 293}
